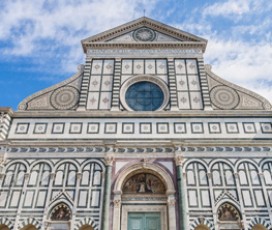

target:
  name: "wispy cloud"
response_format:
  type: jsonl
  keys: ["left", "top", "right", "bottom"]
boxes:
{"left": 0, "top": 0, "right": 158, "bottom": 72}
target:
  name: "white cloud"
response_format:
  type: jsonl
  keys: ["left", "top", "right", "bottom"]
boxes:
{"left": 203, "top": 0, "right": 251, "bottom": 17}
{"left": 205, "top": 38, "right": 272, "bottom": 103}
{"left": 0, "top": 0, "right": 158, "bottom": 67}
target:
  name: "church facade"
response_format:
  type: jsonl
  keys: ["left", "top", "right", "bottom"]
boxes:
{"left": 0, "top": 17, "right": 272, "bottom": 230}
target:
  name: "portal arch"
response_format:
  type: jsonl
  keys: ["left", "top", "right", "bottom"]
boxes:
{"left": 113, "top": 162, "right": 176, "bottom": 230}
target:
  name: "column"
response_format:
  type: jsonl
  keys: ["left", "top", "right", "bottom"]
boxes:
{"left": 102, "top": 155, "right": 114, "bottom": 230}
{"left": 175, "top": 153, "right": 187, "bottom": 230}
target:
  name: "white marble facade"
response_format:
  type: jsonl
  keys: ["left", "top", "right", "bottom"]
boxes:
{"left": 0, "top": 17, "right": 272, "bottom": 230}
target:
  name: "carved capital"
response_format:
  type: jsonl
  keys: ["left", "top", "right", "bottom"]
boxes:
{"left": 207, "top": 172, "right": 212, "bottom": 179}
{"left": 24, "top": 173, "right": 30, "bottom": 179}
{"left": 167, "top": 197, "right": 176, "bottom": 206}
{"left": 76, "top": 172, "right": 82, "bottom": 180}
{"left": 105, "top": 154, "right": 115, "bottom": 166}
{"left": 50, "top": 172, "right": 56, "bottom": 180}
{"left": 175, "top": 154, "right": 184, "bottom": 166}
{"left": 234, "top": 172, "right": 239, "bottom": 179}
{"left": 113, "top": 199, "right": 121, "bottom": 208}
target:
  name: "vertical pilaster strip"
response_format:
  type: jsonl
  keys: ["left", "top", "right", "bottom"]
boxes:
{"left": 14, "top": 173, "right": 30, "bottom": 229}
{"left": 111, "top": 59, "right": 122, "bottom": 111}
{"left": 0, "top": 110, "right": 12, "bottom": 141}
{"left": 175, "top": 152, "right": 187, "bottom": 230}
{"left": 102, "top": 155, "right": 114, "bottom": 230}
{"left": 77, "top": 57, "right": 92, "bottom": 111}
{"left": 197, "top": 57, "right": 212, "bottom": 110}
{"left": 167, "top": 58, "right": 179, "bottom": 111}
{"left": 259, "top": 173, "right": 272, "bottom": 226}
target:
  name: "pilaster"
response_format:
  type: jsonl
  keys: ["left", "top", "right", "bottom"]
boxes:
{"left": 77, "top": 58, "right": 92, "bottom": 110}
{"left": 197, "top": 57, "right": 212, "bottom": 111}
{"left": 102, "top": 154, "right": 114, "bottom": 230}
{"left": 167, "top": 58, "right": 179, "bottom": 111}
{"left": 175, "top": 151, "right": 187, "bottom": 230}
{"left": 111, "top": 59, "right": 122, "bottom": 111}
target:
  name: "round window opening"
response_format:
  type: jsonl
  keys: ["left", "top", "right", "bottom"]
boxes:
{"left": 125, "top": 81, "right": 164, "bottom": 111}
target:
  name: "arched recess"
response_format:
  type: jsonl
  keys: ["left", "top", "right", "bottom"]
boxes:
{"left": 46, "top": 202, "right": 72, "bottom": 230}
{"left": 195, "top": 224, "right": 210, "bottom": 230}
{"left": 0, "top": 225, "right": 10, "bottom": 230}
{"left": 20, "top": 225, "right": 37, "bottom": 230}
{"left": 217, "top": 202, "right": 242, "bottom": 230}
{"left": 113, "top": 163, "right": 176, "bottom": 230}
{"left": 252, "top": 224, "right": 267, "bottom": 230}
{"left": 79, "top": 225, "right": 94, "bottom": 230}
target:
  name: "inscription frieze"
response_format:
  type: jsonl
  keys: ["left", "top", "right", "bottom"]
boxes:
{"left": 87, "top": 48, "right": 202, "bottom": 57}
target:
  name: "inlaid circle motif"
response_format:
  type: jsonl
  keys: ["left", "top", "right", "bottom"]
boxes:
{"left": 133, "top": 28, "right": 156, "bottom": 41}
{"left": 210, "top": 85, "right": 239, "bottom": 109}
{"left": 51, "top": 86, "right": 79, "bottom": 110}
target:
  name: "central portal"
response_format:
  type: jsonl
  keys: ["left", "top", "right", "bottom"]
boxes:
{"left": 113, "top": 164, "right": 177, "bottom": 230}
{"left": 128, "top": 212, "right": 161, "bottom": 230}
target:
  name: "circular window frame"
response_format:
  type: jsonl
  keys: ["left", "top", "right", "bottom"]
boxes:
{"left": 120, "top": 75, "right": 169, "bottom": 111}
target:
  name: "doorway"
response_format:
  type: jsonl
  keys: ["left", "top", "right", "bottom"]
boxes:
{"left": 128, "top": 212, "right": 161, "bottom": 230}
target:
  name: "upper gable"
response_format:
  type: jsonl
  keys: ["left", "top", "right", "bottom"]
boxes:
{"left": 81, "top": 17, "right": 207, "bottom": 53}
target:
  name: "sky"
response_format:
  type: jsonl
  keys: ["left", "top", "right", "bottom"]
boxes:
{"left": 0, "top": 0, "right": 271, "bottom": 110}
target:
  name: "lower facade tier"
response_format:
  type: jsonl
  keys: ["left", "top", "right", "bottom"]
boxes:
{"left": 0, "top": 145, "right": 271, "bottom": 230}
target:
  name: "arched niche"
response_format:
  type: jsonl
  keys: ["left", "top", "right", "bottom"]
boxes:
{"left": 217, "top": 203, "right": 242, "bottom": 230}
{"left": 252, "top": 224, "right": 267, "bottom": 230}
{"left": 112, "top": 163, "right": 177, "bottom": 230}
{"left": 0, "top": 225, "right": 10, "bottom": 230}
{"left": 195, "top": 224, "right": 210, "bottom": 230}
{"left": 46, "top": 203, "right": 71, "bottom": 230}
{"left": 79, "top": 225, "right": 94, "bottom": 230}
{"left": 122, "top": 172, "right": 166, "bottom": 195}
{"left": 21, "top": 225, "right": 37, "bottom": 230}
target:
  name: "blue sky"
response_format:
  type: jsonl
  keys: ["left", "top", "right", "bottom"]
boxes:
{"left": 0, "top": 0, "right": 272, "bottom": 110}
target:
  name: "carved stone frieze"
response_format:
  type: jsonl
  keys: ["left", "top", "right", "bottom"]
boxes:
{"left": 6, "top": 145, "right": 272, "bottom": 153}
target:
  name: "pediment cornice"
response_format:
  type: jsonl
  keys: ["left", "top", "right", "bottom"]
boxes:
{"left": 82, "top": 17, "right": 207, "bottom": 53}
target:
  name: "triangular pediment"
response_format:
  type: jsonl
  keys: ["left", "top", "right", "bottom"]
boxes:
{"left": 82, "top": 17, "right": 207, "bottom": 52}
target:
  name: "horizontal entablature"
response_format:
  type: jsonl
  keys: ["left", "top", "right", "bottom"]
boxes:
{"left": 8, "top": 117, "right": 272, "bottom": 140}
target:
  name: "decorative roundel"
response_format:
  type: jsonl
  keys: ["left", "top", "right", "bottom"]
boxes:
{"left": 133, "top": 28, "right": 156, "bottom": 42}
{"left": 120, "top": 76, "right": 169, "bottom": 111}
{"left": 50, "top": 86, "right": 80, "bottom": 110}
{"left": 210, "top": 85, "right": 239, "bottom": 110}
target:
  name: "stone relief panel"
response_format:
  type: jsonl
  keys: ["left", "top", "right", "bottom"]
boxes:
{"left": 121, "top": 59, "right": 168, "bottom": 84}
{"left": 18, "top": 67, "right": 83, "bottom": 111}
{"left": 175, "top": 59, "right": 203, "bottom": 110}
{"left": 123, "top": 173, "right": 166, "bottom": 194}
{"left": 8, "top": 117, "right": 272, "bottom": 140}
{"left": 206, "top": 65, "right": 272, "bottom": 111}
{"left": 106, "top": 27, "right": 182, "bottom": 43}
{"left": 87, "top": 59, "right": 114, "bottom": 110}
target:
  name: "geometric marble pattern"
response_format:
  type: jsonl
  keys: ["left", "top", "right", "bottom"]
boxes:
{"left": 8, "top": 118, "right": 272, "bottom": 140}
{"left": 175, "top": 59, "right": 203, "bottom": 110}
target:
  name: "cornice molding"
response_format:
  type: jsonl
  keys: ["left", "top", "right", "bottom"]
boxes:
{"left": 82, "top": 17, "right": 207, "bottom": 53}
{"left": 5, "top": 145, "right": 272, "bottom": 154}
